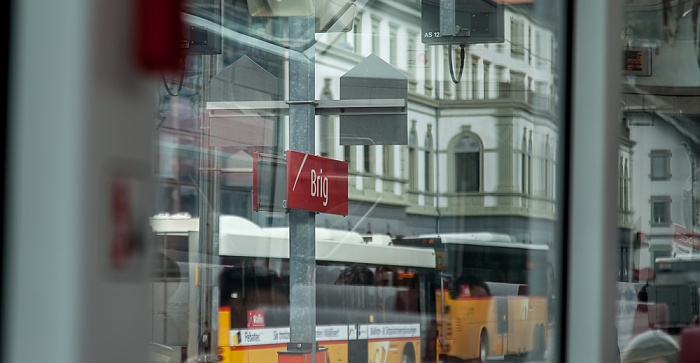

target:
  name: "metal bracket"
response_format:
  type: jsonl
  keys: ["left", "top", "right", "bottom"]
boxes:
{"left": 206, "top": 99, "right": 407, "bottom": 118}
{"left": 440, "top": 0, "right": 456, "bottom": 36}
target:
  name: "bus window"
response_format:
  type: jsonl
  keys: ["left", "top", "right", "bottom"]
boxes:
{"left": 219, "top": 261, "right": 290, "bottom": 329}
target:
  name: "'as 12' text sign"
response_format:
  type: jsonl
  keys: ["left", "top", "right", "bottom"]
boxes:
{"left": 286, "top": 150, "right": 348, "bottom": 216}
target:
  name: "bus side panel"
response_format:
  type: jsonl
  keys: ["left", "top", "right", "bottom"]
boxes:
{"left": 505, "top": 297, "right": 548, "bottom": 355}
{"left": 322, "top": 342, "right": 348, "bottom": 363}
{"left": 446, "top": 298, "right": 494, "bottom": 360}
{"left": 368, "top": 339, "right": 420, "bottom": 363}
{"left": 233, "top": 345, "right": 286, "bottom": 363}
{"left": 506, "top": 298, "right": 529, "bottom": 354}
{"left": 222, "top": 340, "right": 348, "bottom": 363}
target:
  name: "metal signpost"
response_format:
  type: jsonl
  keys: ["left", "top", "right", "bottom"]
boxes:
{"left": 286, "top": 14, "right": 320, "bottom": 363}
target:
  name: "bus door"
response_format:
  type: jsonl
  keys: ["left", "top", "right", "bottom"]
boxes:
{"left": 496, "top": 296, "right": 509, "bottom": 352}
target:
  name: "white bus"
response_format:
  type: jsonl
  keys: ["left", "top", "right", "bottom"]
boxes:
{"left": 150, "top": 214, "right": 438, "bottom": 363}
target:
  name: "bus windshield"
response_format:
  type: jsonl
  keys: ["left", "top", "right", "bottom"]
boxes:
{"left": 445, "top": 243, "right": 549, "bottom": 296}
{"left": 654, "top": 257, "right": 700, "bottom": 285}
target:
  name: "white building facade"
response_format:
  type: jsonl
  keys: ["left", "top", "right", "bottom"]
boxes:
{"left": 304, "top": 1, "right": 560, "bottom": 244}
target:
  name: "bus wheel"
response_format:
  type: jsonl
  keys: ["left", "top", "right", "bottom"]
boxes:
{"left": 479, "top": 330, "right": 489, "bottom": 362}
{"left": 401, "top": 343, "right": 416, "bottom": 363}
{"left": 528, "top": 325, "right": 545, "bottom": 361}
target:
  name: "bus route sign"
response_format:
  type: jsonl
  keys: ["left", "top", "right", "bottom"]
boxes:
{"left": 286, "top": 150, "right": 348, "bottom": 216}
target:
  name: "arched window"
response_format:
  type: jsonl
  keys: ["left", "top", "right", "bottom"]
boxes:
{"left": 454, "top": 135, "right": 481, "bottom": 192}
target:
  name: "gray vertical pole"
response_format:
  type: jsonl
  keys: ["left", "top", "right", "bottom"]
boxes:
{"left": 288, "top": 16, "right": 317, "bottom": 362}
{"left": 198, "top": 56, "right": 221, "bottom": 363}
{"left": 567, "top": 0, "right": 622, "bottom": 362}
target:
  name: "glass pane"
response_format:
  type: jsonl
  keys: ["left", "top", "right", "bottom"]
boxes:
{"left": 149, "top": 1, "right": 566, "bottom": 363}
{"left": 618, "top": 1, "right": 700, "bottom": 362}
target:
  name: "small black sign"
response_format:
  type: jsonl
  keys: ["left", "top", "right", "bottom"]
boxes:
{"left": 623, "top": 47, "right": 652, "bottom": 77}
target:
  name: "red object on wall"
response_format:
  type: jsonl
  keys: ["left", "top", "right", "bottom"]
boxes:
{"left": 135, "top": 0, "right": 185, "bottom": 72}
{"left": 110, "top": 175, "right": 133, "bottom": 269}
{"left": 247, "top": 310, "right": 266, "bottom": 328}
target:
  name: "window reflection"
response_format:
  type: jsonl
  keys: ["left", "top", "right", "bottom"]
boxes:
{"left": 151, "top": 1, "right": 564, "bottom": 363}
{"left": 618, "top": 1, "right": 700, "bottom": 360}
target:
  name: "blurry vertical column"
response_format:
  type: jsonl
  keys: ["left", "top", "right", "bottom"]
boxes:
{"left": 567, "top": 0, "right": 623, "bottom": 362}
{"left": 203, "top": 55, "right": 279, "bottom": 362}
{"left": 160, "top": 0, "right": 225, "bottom": 360}
{"left": 5, "top": 1, "right": 155, "bottom": 363}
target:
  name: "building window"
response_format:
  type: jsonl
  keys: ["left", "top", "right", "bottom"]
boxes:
{"left": 389, "top": 24, "right": 398, "bottom": 65}
{"left": 650, "top": 196, "right": 671, "bottom": 226}
{"left": 319, "top": 78, "right": 333, "bottom": 158}
{"left": 511, "top": 71, "right": 526, "bottom": 102}
{"left": 408, "top": 123, "right": 418, "bottom": 190}
{"left": 363, "top": 145, "right": 373, "bottom": 173}
{"left": 535, "top": 31, "right": 543, "bottom": 68}
{"left": 344, "top": 146, "right": 354, "bottom": 171}
{"left": 425, "top": 127, "right": 434, "bottom": 192}
{"left": 545, "top": 137, "right": 551, "bottom": 197}
{"left": 624, "top": 160, "right": 630, "bottom": 211}
{"left": 510, "top": 17, "right": 525, "bottom": 59}
{"left": 471, "top": 56, "right": 479, "bottom": 99}
{"left": 527, "top": 26, "right": 532, "bottom": 64}
{"left": 528, "top": 131, "right": 533, "bottom": 195}
{"left": 383, "top": 145, "right": 394, "bottom": 178}
{"left": 407, "top": 31, "right": 418, "bottom": 88}
{"left": 521, "top": 132, "right": 528, "bottom": 194}
{"left": 371, "top": 17, "right": 381, "bottom": 56}
{"left": 618, "top": 157, "right": 631, "bottom": 212}
{"left": 650, "top": 150, "right": 672, "bottom": 180}
{"left": 619, "top": 157, "right": 624, "bottom": 210}
{"left": 354, "top": 12, "right": 363, "bottom": 54}
{"left": 454, "top": 136, "right": 481, "bottom": 193}
{"left": 408, "top": 147, "right": 417, "bottom": 189}
{"left": 424, "top": 45, "right": 432, "bottom": 92}
{"left": 483, "top": 61, "right": 491, "bottom": 99}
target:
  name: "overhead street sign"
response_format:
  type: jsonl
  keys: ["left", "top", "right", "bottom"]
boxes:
{"left": 286, "top": 150, "right": 348, "bottom": 216}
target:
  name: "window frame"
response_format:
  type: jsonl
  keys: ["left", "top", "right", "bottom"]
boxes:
{"left": 649, "top": 149, "right": 672, "bottom": 181}
{"left": 451, "top": 134, "right": 483, "bottom": 193}
{"left": 650, "top": 195, "right": 672, "bottom": 226}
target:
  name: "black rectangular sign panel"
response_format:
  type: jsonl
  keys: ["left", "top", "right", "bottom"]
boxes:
{"left": 421, "top": 0, "right": 504, "bottom": 45}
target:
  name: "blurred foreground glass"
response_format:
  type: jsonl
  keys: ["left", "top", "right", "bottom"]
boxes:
{"left": 616, "top": 0, "right": 700, "bottom": 361}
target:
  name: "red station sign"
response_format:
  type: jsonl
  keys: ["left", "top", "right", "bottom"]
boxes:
{"left": 286, "top": 150, "right": 348, "bottom": 216}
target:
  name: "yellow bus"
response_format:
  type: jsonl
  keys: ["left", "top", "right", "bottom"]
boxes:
{"left": 150, "top": 214, "right": 438, "bottom": 363}
{"left": 394, "top": 233, "right": 550, "bottom": 362}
